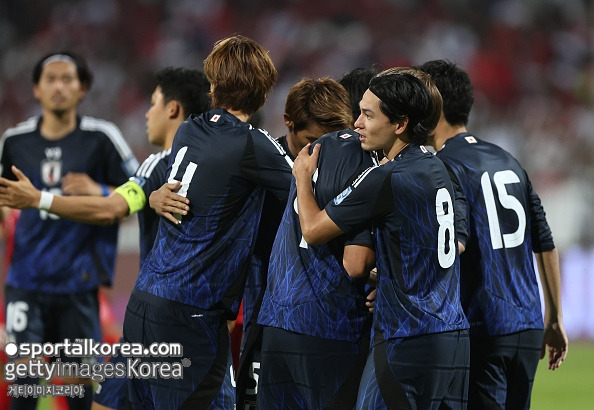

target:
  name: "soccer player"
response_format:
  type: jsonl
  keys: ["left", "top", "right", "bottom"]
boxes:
{"left": 418, "top": 59, "right": 568, "bottom": 409}
{"left": 0, "top": 66, "right": 212, "bottom": 410}
{"left": 122, "top": 35, "right": 293, "bottom": 409}
{"left": 240, "top": 77, "right": 363, "bottom": 409}
{"left": 0, "top": 51, "right": 138, "bottom": 410}
{"left": 292, "top": 70, "right": 470, "bottom": 409}
{"left": 257, "top": 126, "right": 378, "bottom": 409}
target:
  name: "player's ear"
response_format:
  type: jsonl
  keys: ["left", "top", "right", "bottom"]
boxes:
{"left": 169, "top": 100, "right": 181, "bottom": 119}
{"left": 284, "top": 113, "right": 293, "bottom": 132}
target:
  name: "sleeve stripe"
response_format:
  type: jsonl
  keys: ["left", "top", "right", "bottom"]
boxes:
{"left": 136, "top": 150, "right": 170, "bottom": 178}
{"left": 80, "top": 116, "right": 135, "bottom": 160}
{"left": 258, "top": 128, "right": 294, "bottom": 168}
{"left": 0, "top": 117, "right": 38, "bottom": 168}
{"left": 2, "top": 117, "right": 38, "bottom": 139}
{"left": 352, "top": 165, "right": 378, "bottom": 188}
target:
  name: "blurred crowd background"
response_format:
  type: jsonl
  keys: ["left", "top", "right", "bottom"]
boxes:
{"left": 0, "top": 0, "right": 593, "bottom": 338}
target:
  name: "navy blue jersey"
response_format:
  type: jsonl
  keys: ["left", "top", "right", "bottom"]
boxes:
{"left": 0, "top": 116, "right": 138, "bottom": 292}
{"left": 242, "top": 135, "right": 295, "bottom": 330}
{"left": 437, "top": 133, "right": 554, "bottom": 336}
{"left": 129, "top": 149, "right": 171, "bottom": 265}
{"left": 134, "top": 109, "right": 292, "bottom": 316}
{"left": 258, "top": 129, "right": 377, "bottom": 342}
{"left": 326, "top": 144, "right": 468, "bottom": 341}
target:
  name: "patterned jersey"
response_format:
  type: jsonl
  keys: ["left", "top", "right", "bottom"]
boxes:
{"left": 134, "top": 109, "right": 293, "bottom": 317}
{"left": 258, "top": 129, "right": 377, "bottom": 342}
{"left": 242, "top": 134, "right": 294, "bottom": 330}
{"left": 0, "top": 116, "right": 138, "bottom": 292}
{"left": 325, "top": 144, "right": 469, "bottom": 341}
{"left": 128, "top": 149, "right": 171, "bottom": 265}
{"left": 437, "top": 133, "right": 554, "bottom": 336}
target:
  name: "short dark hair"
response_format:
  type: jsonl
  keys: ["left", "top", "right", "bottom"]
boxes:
{"left": 338, "top": 67, "right": 379, "bottom": 123}
{"left": 368, "top": 72, "right": 433, "bottom": 144}
{"left": 155, "top": 67, "right": 211, "bottom": 118}
{"left": 416, "top": 59, "right": 474, "bottom": 126}
{"left": 32, "top": 51, "right": 93, "bottom": 89}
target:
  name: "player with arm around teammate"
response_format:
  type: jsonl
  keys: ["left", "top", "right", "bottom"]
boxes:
{"left": 418, "top": 59, "right": 567, "bottom": 409}
{"left": 293, "top": 70, "right": 470, "bottom": 409}
{"left": 122, "top": 35, "right": 293, "bottom": 410}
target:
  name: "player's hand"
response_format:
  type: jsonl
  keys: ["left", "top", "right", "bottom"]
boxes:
{"left": 293, "top": 143, "right": 320, "bottom": 182}
{"left": 541, "top": 321, "right": 568, "bottom": 370}
{"left": 366, "top": 288, "right": 376, "bottom": 313}
{"left": 149, "top": 181, "right": 190, "bottom": 224}
{"left": 0, "top": 166, "right": 41, "bottom": 209}
{"left": 62, "top": 172, "right": 102, "bottom": 196}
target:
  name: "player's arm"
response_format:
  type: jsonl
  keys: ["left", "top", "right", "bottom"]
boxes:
{"left": 0, "top": 165, "right": 136, "bottom": 225}
{"left": 294, "top": 144, "right": 343, "bottom": 245}
{"left": 534, "top": 248, "right": 568, "bottom": 370}
{"left": 149, "top": 181, "right": 190, "bottom": 225}
{"left": 61, "top": 172, "right": 114, "bottom": 196}
{"left": 343, "top": 244, "right": 375, "bottom": 279}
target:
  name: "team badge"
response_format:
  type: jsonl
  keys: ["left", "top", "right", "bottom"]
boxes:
{"left": 41, "top": 160, "right": 62, "bottom": 186}
{"left": 333, "top": 186, "right": 352, "bottom": 205}
{"left": 465, "top": 136, "right": 477, "bottom": 144}
{"left": 210, "top": 114, "right": 221, "bottom": 122}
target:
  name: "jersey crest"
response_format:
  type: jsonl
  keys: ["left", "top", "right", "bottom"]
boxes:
{"left": 41, "top": 159, "right": 62, "bottom": 186}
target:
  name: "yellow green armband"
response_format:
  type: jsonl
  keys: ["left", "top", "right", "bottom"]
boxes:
{"left": 114, "top": 181, "right": 146, "bottom": 215}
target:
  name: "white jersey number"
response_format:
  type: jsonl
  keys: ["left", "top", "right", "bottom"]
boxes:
{"left": 6, "top": 301, "right": 29, "bottom": 333}
{"left": 480, "top": 170, "right": 526, "bottom": 249}
{"left": 436, "top": 188, "right": 455, "bottom": 268}
{"left": 168, "top": 147, "right": 197, "bottom": 222}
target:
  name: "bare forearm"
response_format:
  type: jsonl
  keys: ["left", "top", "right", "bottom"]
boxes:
{"left": 535, "top": 248, "right": 563, "bottom": 323}
{"left": 49, "top": 194, "right": 130, "bottom": 225}
{"left": 295, "top": 177, "right": 342, "bottom": 245}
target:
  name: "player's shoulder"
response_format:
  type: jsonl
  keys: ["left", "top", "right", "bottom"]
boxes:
{"left": 135, "top": 149, "right": 171, "bottom": 178}
{"left": 80, "top": 115, "right": 123, "bottom": 136}
{"left": 2, "top": 117, "right": 39, "bottom": 140}
{"left": 314, "top": 129, "right": 359, "bottom": 147}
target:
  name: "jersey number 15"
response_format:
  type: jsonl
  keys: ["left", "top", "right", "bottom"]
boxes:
{"left": 481, "top": 170, "right": 526, "bottom": 250}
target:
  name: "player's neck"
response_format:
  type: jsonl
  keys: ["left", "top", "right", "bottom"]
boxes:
{"left": 39, "top": 109, "right": 78, "bottom": 140}
{"left": 163, "top": 123, "right": 183, "bottom": 151}
{"left": 434, "top": 120, "right": 466, "bottom": 151}
{"left": 385, "top": 139, "right": 410, "bottom": 160}
{"left": 227, "top": 109, "right": 250, "bottom": 124}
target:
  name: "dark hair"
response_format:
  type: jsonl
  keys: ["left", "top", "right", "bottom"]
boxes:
{"left": 285, "top": 77, "right": 352, "bottom": 134}
{"left": 32, "top": 51, "right": 93, "bottom": 89}
{"left": 378, "top": 67, "right": 442, "bottom": 135}
{"left": 416, "top": 59, "right": 473, "bottom": 126}
{"left": 368, "top": 72, "right": 433, "bottom": 144}
{"left": 338, "top": 67, "right": 379, "bottom": 123}
{"left": 156, "top": 67, "right": 211, "bottom": 118}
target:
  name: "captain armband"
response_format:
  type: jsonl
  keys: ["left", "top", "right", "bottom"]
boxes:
{"left": 114, "top": 181, "right": 146, "bottom": 215}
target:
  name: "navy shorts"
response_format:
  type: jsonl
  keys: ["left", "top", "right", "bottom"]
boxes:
{"left": 357, "top": 329, "right": 470, "bottom": 410}
{"left": 468, "top": 329, "right": 543, "bottom": 410}
{"left": 4, "top": 286, "right": 101, "bottom": 364}
{"left": 93, "top": 337, "right": 128, "bottom": 409}
{"left": 123, "top": 289, "right": 235, "bottom": 410}
{"left": 258, "top": 325, "right": 369, "bottom": 410}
